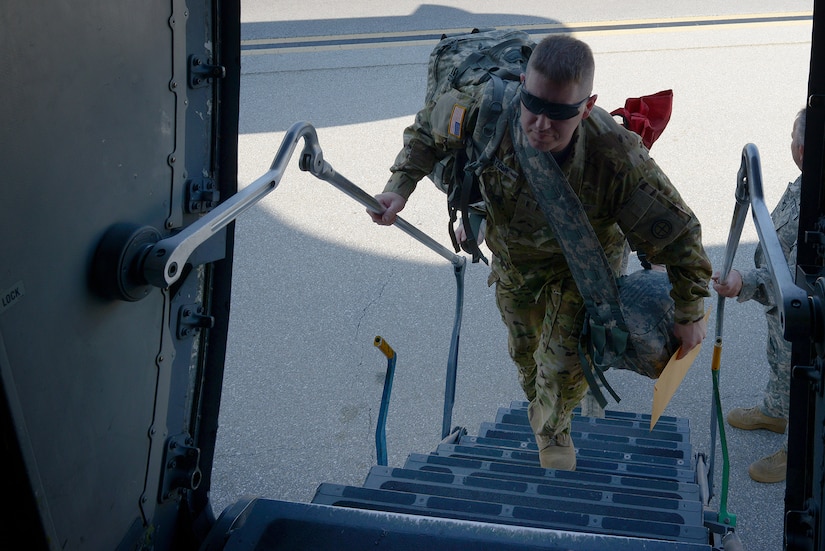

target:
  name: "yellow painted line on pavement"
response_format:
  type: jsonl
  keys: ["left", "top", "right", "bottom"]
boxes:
{"left": 242, "top": 12, "right": 812, "bottom": 56}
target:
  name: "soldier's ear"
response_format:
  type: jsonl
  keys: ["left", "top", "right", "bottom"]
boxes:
{"left": 581, "top": 94, "right": 598, "bottom": 120}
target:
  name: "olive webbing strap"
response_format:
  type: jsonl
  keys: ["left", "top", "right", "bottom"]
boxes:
{"left": 510, "top": 112, "right": 627, "bottom": 406}
{"left": 458, "top": 80, "right": 522, "bottom": 265}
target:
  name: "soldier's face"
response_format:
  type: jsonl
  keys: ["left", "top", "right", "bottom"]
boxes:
{"left": 791, "top": 118, "right": 804, "bottom": 171}
{"left": 519, "top": 71, "right": 596, "bottom": 153}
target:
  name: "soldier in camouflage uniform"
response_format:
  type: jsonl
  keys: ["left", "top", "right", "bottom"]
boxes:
{"left": 370, "top": 34, "right": 712, "bottom": 470}
{"left": 712, "top": 108, "right": 806, "bottom": 484}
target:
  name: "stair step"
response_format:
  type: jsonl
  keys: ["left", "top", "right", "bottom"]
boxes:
{"left": 463, "top": 434, "right": 694, "bottom": 469}
{"left": 515, "top": 402, "right": 688, "bottom": 428}
{"left": 490, "top": 414, "right": 691, "bottom": 442}
{"left": 402, "top": 452, "right": 701, "bottom": 501}
{"left": 434, "top": 442, "right": 696, "bottom": 483}
{"left": 478, "top": 423, "right": 693, "bottom": 461}
{"left": 362, "top": 465, "right": 704, "bottom": 526}
{"left": 305, "top": 401, "right": 711, "bottom": 548}
{"left": 498, "top": 407, "right": 690, "bottom": 440}
{"left": 311, "top": 483, "right": 709, "bottom": 545}
{"left": 219, "top": 498, "right": 713, "bottom": 551}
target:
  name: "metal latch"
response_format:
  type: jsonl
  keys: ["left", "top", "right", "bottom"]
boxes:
{"left": 159, "top": 434, "right": 201, "bottom": 502}
{"left": 177, "top": 304, "right": 214, "bottom": 339}
{"left": 189, "top": 55, "right": 225, "bottom": 88}
{"left": 804, "top": 217, "right": 825, "bottom": 261}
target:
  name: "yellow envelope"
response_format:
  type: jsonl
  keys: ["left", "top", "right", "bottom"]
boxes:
{"left": 651, "top": 308, "right": 712, "bottom": 430}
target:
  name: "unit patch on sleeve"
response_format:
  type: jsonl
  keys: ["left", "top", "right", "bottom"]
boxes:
{"left": 449, "top": 105, "right": 467, "bottom": 139}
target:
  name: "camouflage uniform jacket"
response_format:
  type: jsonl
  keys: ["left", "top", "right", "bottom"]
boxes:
{"left": 738, "top": 175, "right": 801, "bottom": 308}
{"left": 385, "top": 103, "right": 711, "bottom": 324}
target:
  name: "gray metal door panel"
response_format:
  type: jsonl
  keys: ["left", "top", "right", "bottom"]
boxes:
{"left": 0, "top": 1, "right": 237, "bottom": 549}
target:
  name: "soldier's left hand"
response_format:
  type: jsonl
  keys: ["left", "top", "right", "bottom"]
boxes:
{"left": 673, "top": 317, "right": 707, "bottom": 359}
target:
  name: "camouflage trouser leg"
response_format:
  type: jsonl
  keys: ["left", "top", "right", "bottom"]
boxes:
{"left": 496, "top": 277, "right": 589, "bottom": 438}
{"left": 762, "top": 310, "right": 792, "bottom": 420}
{"left": 495, "top": 282, "right": 545, "bottom": 401}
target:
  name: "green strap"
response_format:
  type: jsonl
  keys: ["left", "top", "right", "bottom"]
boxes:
{"left": 578, "top": 331, "right": 622, "bottom": 408}
{"left": 578, "top": 342, "right": 608, "bottom": 407}
{"left": 458, "top": 168, "right": 488, "bottom": 265}
{"left": 713, "top": 368, "right": 737, "bottom": 526}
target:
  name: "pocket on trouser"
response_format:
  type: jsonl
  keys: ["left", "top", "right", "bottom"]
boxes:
{"left": 529, "top": 279, "right": 589, "bottom": 436}
{"left": 495, "top": 281, "right": 545, "bottom": 398}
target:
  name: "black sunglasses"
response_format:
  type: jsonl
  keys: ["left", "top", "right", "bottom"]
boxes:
{"left": 519, "top": 87, "right": 588, "bottom": 120}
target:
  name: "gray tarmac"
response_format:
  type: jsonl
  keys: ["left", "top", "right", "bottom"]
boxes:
{"left": 211, "top": 3, "right": 815, "bottom": 550}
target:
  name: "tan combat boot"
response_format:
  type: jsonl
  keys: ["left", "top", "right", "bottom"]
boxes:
{"left": 748, "top": 448, "right": 787, "bottom": 483}
{"left": 535, "top": 432, "right": 576, "bottom": 470}
{"left": 727, "top": 406, "right": 787, "bottom": 434}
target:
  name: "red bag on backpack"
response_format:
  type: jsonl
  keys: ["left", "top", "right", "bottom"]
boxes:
{"left": 611, "top": 89, "right": 673, "bottom": 149}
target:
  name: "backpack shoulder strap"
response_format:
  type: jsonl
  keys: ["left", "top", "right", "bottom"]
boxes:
{"left": 509, "top": 109, "right": 623, "bottom": 325}
{"left": 510, "top": 106, "right": 628, "bottom": 406}
{"left": 468, "top": 79, "right": 520, "bottom": 172}
{"left": 454, "top": 79, "right": 521, "bottom": 265}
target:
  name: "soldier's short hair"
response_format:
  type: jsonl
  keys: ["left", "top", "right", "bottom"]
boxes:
{"left": 527, "top": 34, "right": 595, "bottom": 93}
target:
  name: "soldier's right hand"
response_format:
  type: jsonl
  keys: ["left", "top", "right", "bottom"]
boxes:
{"left": 369, "top": 192, "right": 406, "bottom": 226}
{"left": 454, "top": 217, "right": 486, "bottom": 245}
{"left": 711, "top": 269, "right": 743, "bottom": 298}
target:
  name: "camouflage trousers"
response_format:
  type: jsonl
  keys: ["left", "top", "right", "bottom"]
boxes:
{"left": 762, "top": 308, "right": 792, "bottom": 420}
{"left": 495, "top": 277, "right": 589, "bottom": 439}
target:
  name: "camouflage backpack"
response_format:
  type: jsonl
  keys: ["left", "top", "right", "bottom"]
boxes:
{"left": 510, "top": 113, "right": 680, "bottom": 407}
{"left": 423, "top": 28, "right": 535, "bottom": 264}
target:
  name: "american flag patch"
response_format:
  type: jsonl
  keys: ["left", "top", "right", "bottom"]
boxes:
{"left": 449, "top": 105, "right": 467, "bottom": 139}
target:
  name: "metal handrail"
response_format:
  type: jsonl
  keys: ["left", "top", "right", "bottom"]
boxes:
{"left": 710, "top": 143, "right": 812, "bottom": 526}
{"left": 295, "top": 122, "right": 467, "bottom": 439}
{"left": 141, "top": 121, "right": 468, "bottom": 442}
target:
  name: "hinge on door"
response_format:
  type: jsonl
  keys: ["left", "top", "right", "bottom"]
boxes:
{"left": 177, "top": 303, "right": 215, "bottom": 339}
{"left": 189, "top": 55, "right": 225, "bottom": 88}
{"left": 186, "top": 178, "right": 220, "bottom": 214}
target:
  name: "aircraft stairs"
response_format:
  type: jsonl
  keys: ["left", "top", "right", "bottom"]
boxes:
{"left": 208, "top": 401, "right": 725, "bottom": 550}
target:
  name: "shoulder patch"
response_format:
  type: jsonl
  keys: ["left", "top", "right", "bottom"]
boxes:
{"left": 449, "top": 104, "right": 467, "bottom": 139}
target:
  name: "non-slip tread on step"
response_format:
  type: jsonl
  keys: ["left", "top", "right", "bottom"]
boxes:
{"left": 463, "top": 434, "right": 693, "bottom": 469}
{"left": 513, "top": 402, "right": 688, "bottom": 428}
{"left": 362, "top": 465, "right": 704, "bottom": 526}
{"left": 487, "top": 416, "right": 691, "bottom": 442}
{"left": 497, "top": 409, "right": 690, "bottom": 439}
{"left": 435, "top": 442, "right": 696, "bottom": 482}
{"left": 475, "top": 426, "right": 693, "bottom": 461}
{"left": 402, "top": 452, "right": 701, "bottom": 501}
{"left": 311, "top": 483, "right": 710, "bottom": 545}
